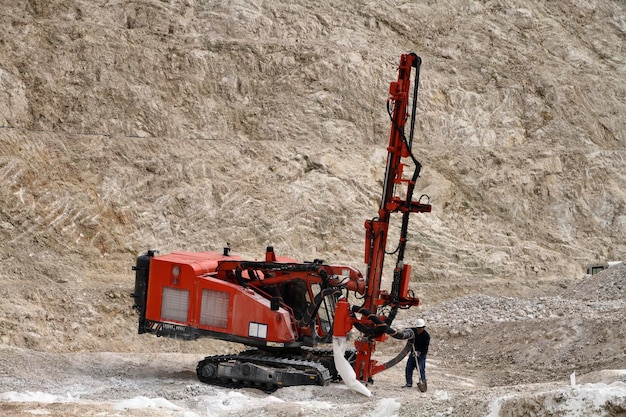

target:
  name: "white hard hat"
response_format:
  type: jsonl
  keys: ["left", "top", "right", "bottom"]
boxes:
{"left": 415, "top": 318, "right": 426, "bottom": 328}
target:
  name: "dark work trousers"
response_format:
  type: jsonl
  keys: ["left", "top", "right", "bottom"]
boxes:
{"left": 405, "top": 352, "right": 427, "bottom": 385}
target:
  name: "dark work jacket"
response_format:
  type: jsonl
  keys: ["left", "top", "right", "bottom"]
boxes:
{"left": 412, "top": 328, "right": 430, "bottom": 355}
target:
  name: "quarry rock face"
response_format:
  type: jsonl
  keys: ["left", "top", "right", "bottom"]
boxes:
{"left": 0, "top": 1, "right": 624, "bottom": 415}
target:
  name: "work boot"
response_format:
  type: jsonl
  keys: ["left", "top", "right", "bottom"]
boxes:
{"left": 417, "top": 381, "right": 427, "bottom": 392}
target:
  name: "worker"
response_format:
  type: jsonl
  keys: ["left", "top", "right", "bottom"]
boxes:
{"left": 402, "top": 318, "right": 430, "bottom": 392}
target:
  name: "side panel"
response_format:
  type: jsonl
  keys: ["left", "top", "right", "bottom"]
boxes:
{"left": 193, "top": 276, "right": 297, "bottom": 345}
{"left": 145, "top": 259, "right": 198, "bottom": 324}
{"left": 143, "top": 254, "right": 297, "bottom": 346}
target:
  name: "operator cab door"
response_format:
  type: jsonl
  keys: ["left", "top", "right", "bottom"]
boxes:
{"left": 310, "top": 283, "right": 336, "bottom": 340}
{"left": 280, "top": 279, "right": 336, "bottom": 342}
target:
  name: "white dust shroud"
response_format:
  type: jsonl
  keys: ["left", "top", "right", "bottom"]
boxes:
{"left": 332, "top": 336, "right": 372, "bottom": 397}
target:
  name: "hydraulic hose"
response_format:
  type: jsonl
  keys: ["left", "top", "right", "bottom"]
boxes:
{"left": 297, "top": 287, "right": 342, "bottom": 328}
{"left": 350, "top": 305, "right": 413, "bottom": 341}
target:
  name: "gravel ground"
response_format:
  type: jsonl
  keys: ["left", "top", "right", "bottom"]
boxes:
{"left": 1, "top": 265, "right": 624, "bottom": 417}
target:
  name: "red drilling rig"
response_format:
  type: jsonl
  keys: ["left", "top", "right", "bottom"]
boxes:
{"left": 132, "top": 53, "right": 431, "bottom": 394}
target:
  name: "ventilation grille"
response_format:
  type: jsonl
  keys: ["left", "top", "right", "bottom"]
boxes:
{"left": 200, "top": 289, "right": 230, "bottom": 328}
{"left": 161, "top": 287, "right": 189, "bottom": 323}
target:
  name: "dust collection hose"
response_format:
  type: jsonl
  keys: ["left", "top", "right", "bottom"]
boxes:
{"left": 351, "top": 304, "right": 415, "bottom": 369}
{"left": 333, "top": 304, "right": 415, "bottom": 396}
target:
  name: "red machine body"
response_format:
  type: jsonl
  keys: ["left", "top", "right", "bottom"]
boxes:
{"left": 144, "top": 251, "right": 298, "bottom": 346}
{"left": 136, "top": 248, "right": 364, "bottom": 348}
{"left": 132, "top": 53, "right": 431, "bottom": 392}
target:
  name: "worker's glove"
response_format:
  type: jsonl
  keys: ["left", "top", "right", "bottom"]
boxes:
{"left": 414, "top": 351, "right": 421, "bottom": 357}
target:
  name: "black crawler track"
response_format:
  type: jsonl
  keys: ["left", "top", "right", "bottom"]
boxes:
{"left": 237, "top": 347, "right": 357, "bottom": 382}
{"left": 299, "top": 346, "right": 357, "bottom": 381}
{"left": 196, "top": 352, "right": 332, "bottom": 393}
